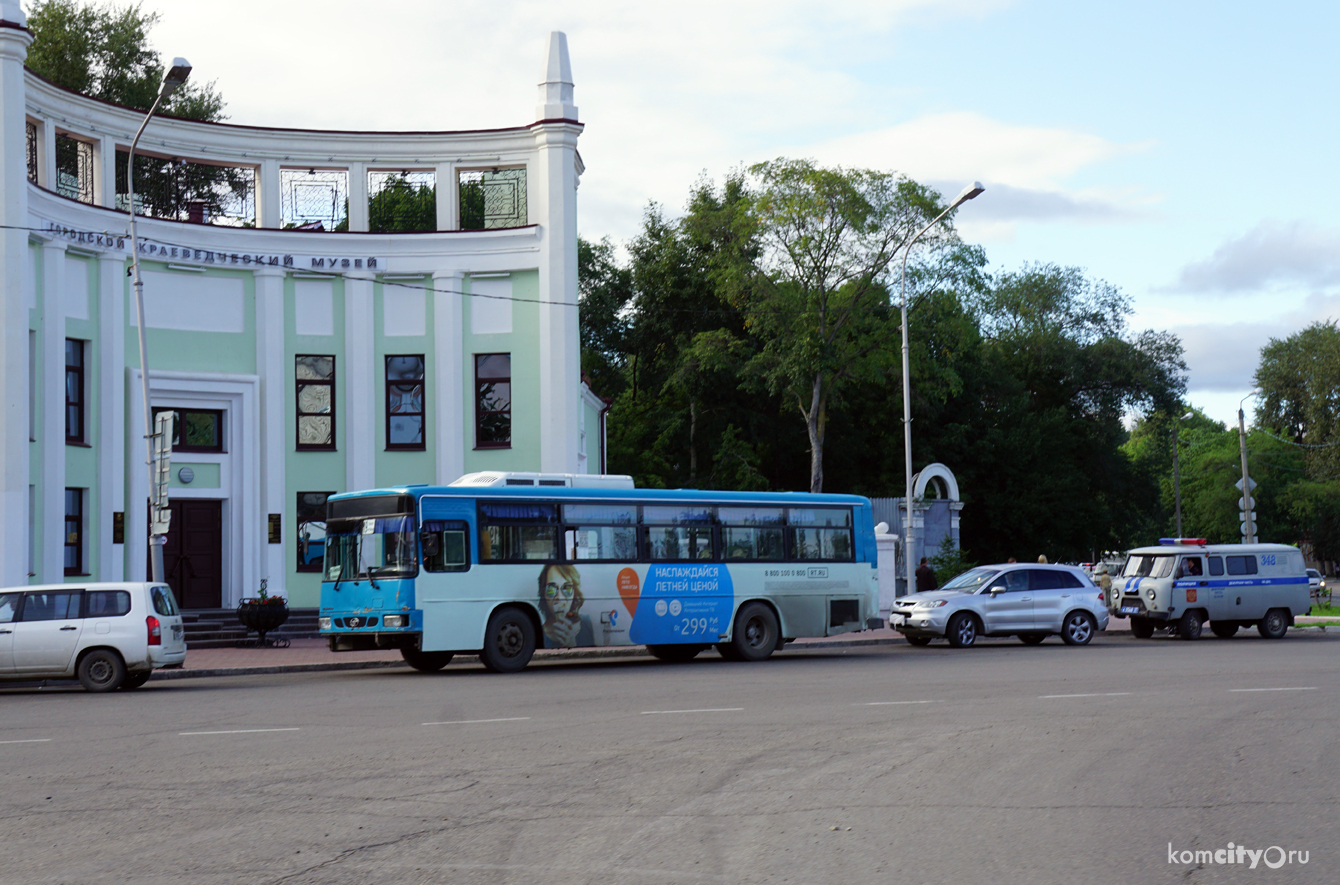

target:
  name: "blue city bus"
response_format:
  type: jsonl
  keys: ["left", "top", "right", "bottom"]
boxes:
{"left": 318, "top": 477, "right": 881, "bottom": 672}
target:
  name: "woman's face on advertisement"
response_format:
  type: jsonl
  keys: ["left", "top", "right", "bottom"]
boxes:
{"left": 544, "top": 570, "right": 575, "bottom": 618}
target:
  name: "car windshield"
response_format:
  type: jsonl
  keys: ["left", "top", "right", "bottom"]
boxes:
{"left": 1123, "top": 554, "right": 1175, "bottom": 578}
{"left": 939, "top": 567, "right": 1001, "bottom": 593}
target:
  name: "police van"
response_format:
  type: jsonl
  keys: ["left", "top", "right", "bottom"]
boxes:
{"left": 1112, "top": 539, "right": 1311, "bottom": 640}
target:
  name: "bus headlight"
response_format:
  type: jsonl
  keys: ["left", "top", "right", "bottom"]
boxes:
{"left": 383, "top": 615, "right": 405, "bottom": 628}
{"left": 318, "top": 617, "right": 331, "bottom": 630}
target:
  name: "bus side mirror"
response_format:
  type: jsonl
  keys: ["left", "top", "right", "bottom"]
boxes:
{"left": 422, "top": 533, "right": 441, "bottom": 558}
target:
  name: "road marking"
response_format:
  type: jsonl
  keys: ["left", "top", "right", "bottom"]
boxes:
{"left": 422, "top": 717, "right": 531, "bottom": 726}
{"left": 0, "top": 738, "right": 52, "bottom": 744}
{"left": 856, "top": 700, "right": 942, "bottom": 706}
{"left": 179, "top": 728, "right": 301, "bottom": 735}
{"left": 640, "top": 708, "right": 743, "bottom": 715}
{"left": 1039, "top": 692, "right": 1132, "bottom": 699}
{"left": 1229, "top": 687, "right": 1317, "bottom": 693}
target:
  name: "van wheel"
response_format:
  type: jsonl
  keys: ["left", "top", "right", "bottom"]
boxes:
{"left": 479, "top": 608, "right": 536, "bottom": 673}
{"left": 1258, "top": 609, "right": 1289, "bottom": 640}
{"left": 729, "top": 603, "right": 778, "bottom": 662}
{"left": 1178, "top": 610, "right": 1203, "bottom": 641}
{"left": 1210, "top": 621, "right": 1239, "bottom": 639}
{"left": 401, "top": 649, "right": 454, "bottom": 672}
{"left": 647, "top": 644, "right": 708, "bottom": 662}
{"left": 1061, "top": 611, "right": 1095, "bottom": 645}
{"left": 120, "top": 671, "right": 152, "bottom": 691}
{"left": 1129, "top": 617, "right": 1154, "bottom": 639}
{"left": 946, "top": 613, "right": 978, "bottom": 648}
{"left": 77, "top": 650, "right": 126, "bottom": 692}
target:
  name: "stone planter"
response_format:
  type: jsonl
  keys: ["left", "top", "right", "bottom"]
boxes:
{"left": 236, "top": 600, "right": 290, "bottom": 646}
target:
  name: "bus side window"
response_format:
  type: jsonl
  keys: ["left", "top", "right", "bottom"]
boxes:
{"left": 423, "top": 520, "right": 470, "bottom": 573}
{"left": 1207, "top": 556, "right": 1223, "bottom": 576}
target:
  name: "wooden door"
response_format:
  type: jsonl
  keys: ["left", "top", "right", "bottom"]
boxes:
{"left": 155, "top": 500, "right": 223, "bottom": 609}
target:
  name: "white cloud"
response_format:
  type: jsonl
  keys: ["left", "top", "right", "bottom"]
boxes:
{"left": 1173, "top": 221, "right": 1340, "bottom": 293}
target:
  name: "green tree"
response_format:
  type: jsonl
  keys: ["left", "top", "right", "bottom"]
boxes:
{"left": 26, "top": 0, "right": 226, "bottom": 121}
{"left": 367, "top": 179, "right": 436, "bottom": 233}
{"left": 737, "top": 159, "right": 966, "bottom": 492}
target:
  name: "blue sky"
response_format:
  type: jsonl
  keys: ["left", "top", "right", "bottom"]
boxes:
{"left": 140, "top": 0, "right": 1339, "bottom": 427}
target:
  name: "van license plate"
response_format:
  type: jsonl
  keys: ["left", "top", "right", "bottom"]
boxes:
{"left": 1118, "top": 606, "right": 1141, "bottom": 615}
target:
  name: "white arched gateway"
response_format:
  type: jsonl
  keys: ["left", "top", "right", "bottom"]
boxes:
{"left": 0, "top": 7, "right": 602, "bottom": 609}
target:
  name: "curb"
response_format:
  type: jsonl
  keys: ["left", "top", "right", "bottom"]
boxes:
{"left": 153, "top": 635, "right": 909, "bottom": 681}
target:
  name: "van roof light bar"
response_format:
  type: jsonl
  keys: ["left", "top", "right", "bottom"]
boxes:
{"left": 1158, "top": 537, "right": 1208, "bottom": 546}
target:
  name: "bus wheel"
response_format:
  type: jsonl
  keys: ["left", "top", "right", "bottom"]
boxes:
{"left": 402, "top": 648, "right": 454, "bottom": 672}
{"left": 1129, "top": 617, "right": 1155, "bottom": 639}
{"left": 1178, "top": 610, "right": 1203, "bottom": 641}
{"left": 1257, "top": 609, "right": 1289, "bottom": 640}
{"left": 729, "top": 603, "right": 778, "bottom": 662}
{"left": 647, "top": 644, "right": 707, "bottom": 662}
{"left": 1210, "top": 621, "right": 1238, "bottom": 639}
{"left": 480, "top": 608, "right": 536, "bottom": 673}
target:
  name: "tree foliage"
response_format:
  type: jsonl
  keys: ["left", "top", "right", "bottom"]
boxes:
{"left": 368, "top": 179, "right": 436, "bottom": 233}
{"left": 26, "top": 0, "right": 226, "bottom": 121}
{"left": 581, "top": 162, "right": 1190, "bottom": 562}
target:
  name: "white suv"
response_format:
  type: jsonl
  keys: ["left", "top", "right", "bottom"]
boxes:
{"left": 0, "top": 583, "right": 187, "bottom": 691}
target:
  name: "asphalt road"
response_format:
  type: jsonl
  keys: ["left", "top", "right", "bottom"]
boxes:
{"left": 3, "top": 629, "right": 1337, "bottom": 885}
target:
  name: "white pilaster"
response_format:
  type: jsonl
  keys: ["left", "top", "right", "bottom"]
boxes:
{"left": 39, "top": 117, "right": 54, "bottom": 194}
{"left": 344, "top": 274, "right": 376, "bottom": 491}
{"left": 0, "top": 4, "right": 32, "bottom": 586}
{"left": 39, "top": 239, "right": 65, "bottom": 581}
{"left": 347, "top": 163, "right": 368, "bottom": 232}
{"left": 258, "top": 159, "right": 281, "bottom": 228}
{"left": 255, "top": 266, "right": 286, "bottom": 597}
{"left": 96, "top": 253, "right": 125, "bottom": 580}
{"left": 433, "top": 270, "right": 464, "bottom": 483}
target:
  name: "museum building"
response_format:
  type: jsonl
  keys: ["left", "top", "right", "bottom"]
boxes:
{"left": 0, "top": 6, "right": 600, "bottom": 608}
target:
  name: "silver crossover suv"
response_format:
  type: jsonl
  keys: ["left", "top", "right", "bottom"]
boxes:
{"left": 890, "top": 563, "right": 1110, "bottom": 647}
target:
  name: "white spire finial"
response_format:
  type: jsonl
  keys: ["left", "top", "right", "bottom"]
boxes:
{"left": 536, "top": 31, "right": 577, "bottom": 122}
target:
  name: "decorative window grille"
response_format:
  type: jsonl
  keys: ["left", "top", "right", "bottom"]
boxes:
{"left": 281, "top": 169, "right": 348, "bottom": 231}
{"left": 55, "top": 134, "right": 94, "bottom": 203}
{"left": 459, "top": 168, "right": 527, "bottom": 229}
{"left": 25, "top": 122, "right": 37, "bottom": 184}
{"left": 296, "top": 355, "right": 336, "bottom": 450}
{"left": 368, "top": 171, "right": 436, "bottom": 232}
{"left": 115, "top": 152, "right": 256, "bottom": 226}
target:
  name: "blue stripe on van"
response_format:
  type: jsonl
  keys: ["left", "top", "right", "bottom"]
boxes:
{"left": 1173, "top": 576, "right": 1308, "bottom": 589}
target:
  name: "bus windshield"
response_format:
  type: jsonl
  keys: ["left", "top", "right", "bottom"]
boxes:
{"left": 325, "top": 515, "right": 418, "bottom": 581}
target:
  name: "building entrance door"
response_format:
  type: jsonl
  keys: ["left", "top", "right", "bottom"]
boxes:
{"left": 154, "top": 500, "right": 223, "bottom": 609}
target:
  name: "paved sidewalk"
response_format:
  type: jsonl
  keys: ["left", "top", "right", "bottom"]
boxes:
{"left": 155, "top": 611, "right": 1337, "bottom": 681}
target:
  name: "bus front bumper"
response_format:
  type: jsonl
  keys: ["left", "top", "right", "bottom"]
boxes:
{"left": 320, "top": 610, "right": 422, "bottom": 652}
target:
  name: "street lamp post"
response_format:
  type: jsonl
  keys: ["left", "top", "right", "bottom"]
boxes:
{"left": 1172, "top": 410, "right": 1194, "bottom": 537}
{"left": 900, "top": 182, "right": 983, "bottom": 594}
{"left": 1238, "top": 389, "right": 1261, "bottom": 544}
{"left": 128, "top": 58, "right": 192, "bottom": 582}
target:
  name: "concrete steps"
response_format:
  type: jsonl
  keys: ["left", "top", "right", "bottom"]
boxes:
{"left": 183, "top": 607, "right": 322, "bottom": 649}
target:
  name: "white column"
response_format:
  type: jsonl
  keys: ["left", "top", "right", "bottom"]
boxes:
{"left": 40, "top": 119, "right": 54, "bottom": 194}
{"left": 258, "top": 159, "right": 281, "bottom": 228}
{"left": 39, "top": 240, "right": 66, "bottom": 581}
{"left": 433, "top": 270, "right": 464, "bottom": 483}
{"left": 254, "top": 266, "right": 287, "bottom": 597}
{"left": 344, "top": 274, "right": 376, "bottom": 491}
{"left": 0, "top": 5, "right": 33, "bottom": 586}
{"left": 94, "top": 134, "right": 117, "bottom": 209}
{"left": 96, "top": 253, "right": 125, "bottom": 580}
{"left": 347, "top": 163, "right": 368, "bottom": 232}
{"left": 434, "top": 162, "right": 457, "bottom": 231}
{"left": 533, "top": 125, "right": 582, "bottom": 473}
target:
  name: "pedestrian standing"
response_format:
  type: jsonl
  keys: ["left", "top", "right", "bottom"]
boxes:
{"left": 915, "top": 557, "right": 938, "bottom": 593}
{"left": 1095, "top": 563, "right": 1112, "bottom": 602}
